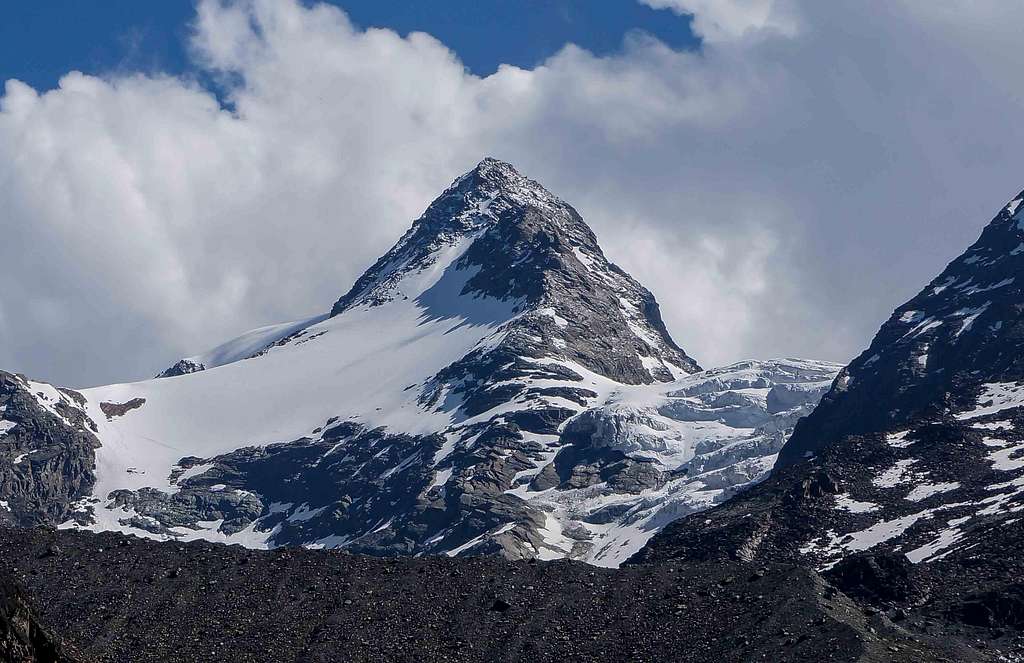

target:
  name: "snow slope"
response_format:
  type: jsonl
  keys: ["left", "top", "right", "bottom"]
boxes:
{"left": 81, "top": 237, "right": 517, "bottom": 496}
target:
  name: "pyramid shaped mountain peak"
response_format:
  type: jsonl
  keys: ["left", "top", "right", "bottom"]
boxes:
{"left": 1, "top": 148, "right": 851, "bottom": 583}
{"left": 332, "top": 159, "right": 583, "bottom": 313}
{"left": 330, "top": 158, "right": 699, "bottom": 380}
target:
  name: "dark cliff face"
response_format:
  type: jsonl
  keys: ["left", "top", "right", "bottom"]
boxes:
{"left": 0, "top": 579, "right": 70, "bottom": 663}
{"left": 780, "top": 189, "right": 1024, "bottom": 466}
{"left": 0, "top": 577, "right": 79, "bottom": 663}
{"left": 0, "top": 372, "right": 99, "bottom": 527}
{"left": 108, "top": 421, "right": 451, "bottom": 555}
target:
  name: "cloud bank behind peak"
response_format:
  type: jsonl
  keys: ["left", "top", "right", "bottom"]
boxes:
{"left": 2, "top": 0, "right": 1022, "bottom": 387}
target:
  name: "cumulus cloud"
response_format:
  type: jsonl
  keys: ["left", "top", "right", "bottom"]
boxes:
{"left": 638, "top": 0, "right": 800, "bottom": 41}
{"left": 2, "top": 0, "right": 1024, "bottom": 387}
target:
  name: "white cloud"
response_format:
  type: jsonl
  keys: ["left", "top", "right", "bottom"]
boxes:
{"left": 2, "top": 0, "right": 1024, "bottom": 386}
{"left": 639, "top": 0, "right": 801, "bottom": 41}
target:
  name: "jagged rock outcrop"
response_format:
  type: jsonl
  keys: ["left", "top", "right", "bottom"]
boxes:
{"left": 0, "top": 372, "right": 99, "bottom": 527}
{"left": 155, "top": 359, "right": 204, "bottom": 379}
{"left": 0, "top": 576, "right": 78, "bottom": 663}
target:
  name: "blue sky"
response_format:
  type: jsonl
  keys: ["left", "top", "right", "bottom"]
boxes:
{"left": 0, "top": 1, "right": 698, "bottom": 91}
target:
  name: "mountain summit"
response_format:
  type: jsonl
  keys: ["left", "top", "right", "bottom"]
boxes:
{"left": 1, "top": 159, "right": 834, "bottom": 564}
{"left": 161, "top": 158, "right": 698, "bottom": 382}
{"left": 330, "top": 157, "right": 700, "bottom": 383}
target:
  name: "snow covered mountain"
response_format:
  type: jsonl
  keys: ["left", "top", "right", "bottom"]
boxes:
{"left": 636, "top": 188, "right": 1024, "bottom": 632}
{"left": 0, "top": 158, "right": 836, "bottom": 565}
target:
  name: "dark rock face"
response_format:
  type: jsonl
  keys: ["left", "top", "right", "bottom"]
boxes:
{"left": 101, "top": 421, "right": 444, "bottom": 550}
{"left": 826, "top": 552, "right": 915, "bottom": 605}
{"left": 98, "top": 399, "right": 145, "bottom": 420}
{"left": 781, "top": 190, "right": 1024, "bottom": 466}
{"left": 957, "top": 585, "right": 1024, "bottom": 629}
{"left": 93, "top": 418, "right": 555, "bottom": 559}
{"left": 529, "top": 435, "right": 665, "bottom": 494}
{"left": 0, "top": 577, "right": 78, "bottom": 663}
{"left": 155, "top": 359, "right": 204, "bottom": 379}
{"left": 0, "top": 528, "right": 989, "bottom": 663}
{"left": 0, "top": 372, "right": 99, "bottom": 527}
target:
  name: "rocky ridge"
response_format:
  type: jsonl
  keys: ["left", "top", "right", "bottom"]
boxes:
{"left": 0, "top": 372, "right": 98, "bottom": 528}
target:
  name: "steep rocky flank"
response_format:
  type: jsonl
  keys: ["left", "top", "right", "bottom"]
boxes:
{"left": 780, "top": 189, "right": 1024, "bottom": 466}
{"left": 0, "top": 372, "right": 99, "bottom": 528}
{"left": 0, "top": 576, "right": 78, "bottom": 663}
